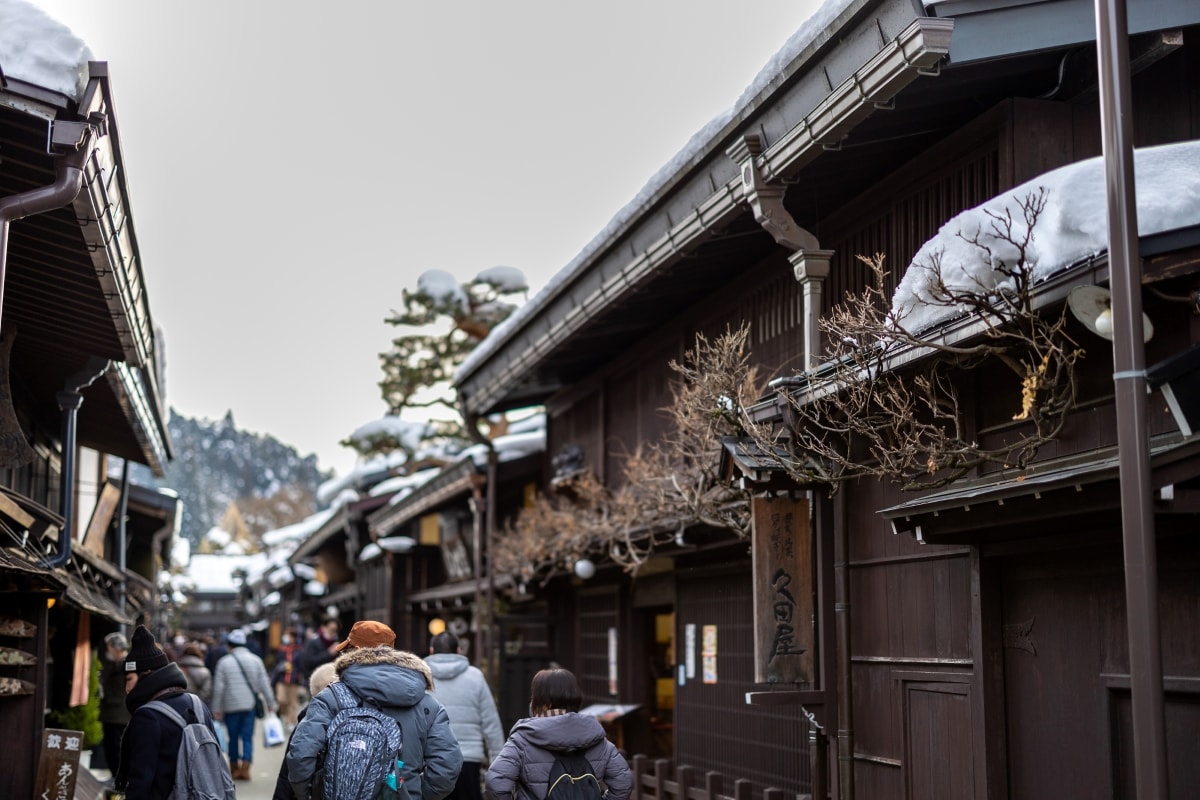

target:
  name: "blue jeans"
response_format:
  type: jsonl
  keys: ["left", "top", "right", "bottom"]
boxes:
{"left": 224, "top": 710, "right": 256, "bottom": 763}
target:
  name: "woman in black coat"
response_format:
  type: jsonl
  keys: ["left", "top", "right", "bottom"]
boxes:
{"left": 116, "top": 626, "right": 221, "bottom": 800}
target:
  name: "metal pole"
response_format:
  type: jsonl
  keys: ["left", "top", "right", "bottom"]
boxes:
{"left": 1094, "top": 0, "right": 1168, "bottom": 795}
{"left": 117, "top": 460, "right": 130, "bottom": 634}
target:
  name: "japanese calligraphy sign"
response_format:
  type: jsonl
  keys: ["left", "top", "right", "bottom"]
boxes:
{"left": 751, "top": 494, "right": 813, "bottom": 684}
{"left": 35, "top": 728, "right": 83, "bottom": 800}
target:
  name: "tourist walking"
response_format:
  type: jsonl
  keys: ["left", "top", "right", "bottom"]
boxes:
{"left": 114, "top": 625, "right": 223, "bottom": 800}
{"left": 426, "top": 632, "right": 505, "bottom": 800}
{"left": 286, "top": 620, "right": 463, "bottom": 800}
{"left": 484, "top": 668, "right": 631, "bottom": 800}
{"left": 212, "top": 628, "right": 277, "bottom": 781}
{"left": 98, "top": 631, "right": 130, "bottom": 778}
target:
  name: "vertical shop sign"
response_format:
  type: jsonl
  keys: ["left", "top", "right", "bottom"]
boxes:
{"left": 607, "top": 627, "right": 618, "bottom": 695}
{"left": 751, "top": 494, "right": 813, "bottom": 684}
{"left": 35, "top": 729, "right": 83, "bottom": 800}
{"left": 701, "top": 624, "right": 718, "bottom": 684}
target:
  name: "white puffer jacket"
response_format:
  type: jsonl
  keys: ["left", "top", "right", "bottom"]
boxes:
{"left": 426, "top": 653, "right": 505, "bottom": 764}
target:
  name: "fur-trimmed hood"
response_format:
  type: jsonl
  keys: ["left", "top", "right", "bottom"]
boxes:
{"left": 334, "top": 646, "right": 433, "bottom": 710}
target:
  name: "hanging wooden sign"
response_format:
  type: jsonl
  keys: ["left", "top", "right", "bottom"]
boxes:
{"left": 751, "top": 494, "right": 814, "bottom": 685}
{"left": 34, "top": 728, "right": 84, "bottom": 800}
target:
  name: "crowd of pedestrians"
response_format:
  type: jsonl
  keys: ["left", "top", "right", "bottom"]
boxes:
{"left": 98, "top": 620, "right": 632, "bottom": 800}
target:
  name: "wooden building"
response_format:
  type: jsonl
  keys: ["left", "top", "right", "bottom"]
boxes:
{"left": 453, "top": 1, "right": 1200, "bottom": 798}
{"left": 0, "top": 49, "right": 174, "bottom": 799}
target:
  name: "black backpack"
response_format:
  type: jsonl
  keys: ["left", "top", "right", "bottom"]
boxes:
{"left": 544, "top": 750, "right": 604, "bottom": 800}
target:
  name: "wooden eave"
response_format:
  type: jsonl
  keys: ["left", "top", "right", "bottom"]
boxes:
{"left": 880, "top": 435, "right": 1200, "bottom": 543}
{"left": 0, "top": 63, "right": 171, "bottom": 473}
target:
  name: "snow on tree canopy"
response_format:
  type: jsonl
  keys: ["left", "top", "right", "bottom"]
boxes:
{"left": 892, "top": 139, "right": 1200, "bottom": 334}
{"left": 348, "top": 416, "right": 431, "bottom": 452}
{"left": 417, "top": 269, "right": 469, "bottom": 312}
{"left": 0, "top": 0, "right": 93, "bottom": 100}
{"left": 475, "top": 266, "right": 528, "bottom": 293}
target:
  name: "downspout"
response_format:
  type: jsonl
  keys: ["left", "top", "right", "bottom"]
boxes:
{"left": 464, "top": 407, "right": 497, "bottom": 687}
{"left": 45, "top": 357, "right": 110, "bottom": 569}
{"left": 117, "top": 459, "right": 130, "bottom": 631}
{"left": 727, "top": 135, "right": 833, "bottom": 371}
{"left": 834, "top": 487, "right": 854, "bottom": 800}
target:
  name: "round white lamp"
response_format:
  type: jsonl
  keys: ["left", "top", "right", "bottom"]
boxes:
{"left": 573, "top": 558, "right": 596, "bottom": 580}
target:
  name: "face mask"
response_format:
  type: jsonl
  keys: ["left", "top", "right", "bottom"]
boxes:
{"left": 282, "top": 636, "right": 292, "bottom": 645}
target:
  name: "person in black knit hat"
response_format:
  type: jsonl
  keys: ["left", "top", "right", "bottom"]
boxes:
{"left": 115, "top": 625, "right": 224, "bottom": 799}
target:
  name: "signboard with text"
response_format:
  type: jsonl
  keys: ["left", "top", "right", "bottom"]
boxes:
{"left": 751, "top": 494, "right": 814, "bottom": 684}
{"left": 35, "top": 728, "right": 83, "bottom": 800}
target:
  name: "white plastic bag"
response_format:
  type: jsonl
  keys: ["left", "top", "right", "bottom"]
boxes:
{"left": 262, "top": 712, "right": 286, "bottom": 748}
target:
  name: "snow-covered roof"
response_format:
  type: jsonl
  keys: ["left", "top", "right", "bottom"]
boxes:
{"left": 182, "top": 552, "right": 263, "bottom": 593}
{"left": 261, "top": 507, "right": 338, "bottom": 547}
{"left": 0, "top": 0, "right": 92, "bottom": 100}
{"left": 455, "top": 0, "right": 857, "bottom": 384}
{"left": 892, "top": 140, "right": 1200, "bottom": 334}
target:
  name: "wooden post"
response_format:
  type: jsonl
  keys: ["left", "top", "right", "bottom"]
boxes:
{"left": 653, "top": 758, "right": 670, "bottom": 800}
{"left": 678, "top": 765, "right": 696, "bottom": 800}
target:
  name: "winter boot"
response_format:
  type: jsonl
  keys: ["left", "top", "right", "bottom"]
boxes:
{"left": 241, "top": 761, "right": 253, "bottom": 781}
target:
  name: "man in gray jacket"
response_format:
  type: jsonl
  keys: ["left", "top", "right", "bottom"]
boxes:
{"left": 212, "top": 628, "right": 277, "bottom": 781}
{"left": 287, "top": 620, "right": 463, "bottom": 800}
{"left": 426, "top": 632, "right": 505, "bottom": 800}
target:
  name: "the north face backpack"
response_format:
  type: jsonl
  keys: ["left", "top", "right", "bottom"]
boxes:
{"left": 322, "top": 680, "right": 404, "bottom": 800}
{"left": 144, "top": 693, "right": 236, "bottom": 800}
{"left": 544, "top": 750, "right": 604, "bottom": 800}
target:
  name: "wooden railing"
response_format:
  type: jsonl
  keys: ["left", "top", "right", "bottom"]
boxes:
{"left": 629, "top": 755, "right": 810, "bottom": 800}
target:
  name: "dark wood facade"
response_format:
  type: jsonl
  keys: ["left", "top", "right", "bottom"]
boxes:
{"left": 454, "top": 3, "right": 1200, "bottom": 798}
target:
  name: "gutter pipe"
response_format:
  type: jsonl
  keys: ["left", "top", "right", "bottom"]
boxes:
{"left": 45, "top": 357, "right": 110, "bottom": 569}
{"left": 463, "top": 407, "right": 497, "bottom": 687}
{"left": 1095, "top": 1, "right": 1167, "bottom": 795}
{"left": 834, "top": 488, "right": 854, "bottom": 800}
{"left": 117, "top": 460, "right": 130, "bottom": 631}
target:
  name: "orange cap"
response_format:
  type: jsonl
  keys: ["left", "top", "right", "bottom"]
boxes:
{"left": 335, "top": 620, "right": 396, "bottom": 651}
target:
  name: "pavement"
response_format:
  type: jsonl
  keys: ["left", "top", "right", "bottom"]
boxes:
{"left": 235, "top": 722, "right": 289, "bottom": 800}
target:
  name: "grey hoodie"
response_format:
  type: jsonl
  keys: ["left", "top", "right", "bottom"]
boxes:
{"left": 287, "top": 647, "right": 463, "bottom": 800}
{"left": 484, "top": 713, "right": 631, "bottom": 800}
{"left": 426, "top": 653, "right": 505, "bottom": 765}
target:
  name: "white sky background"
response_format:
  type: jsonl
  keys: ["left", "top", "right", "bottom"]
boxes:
{"left": 25, "top": 0, "right": 823, "bottom": 476}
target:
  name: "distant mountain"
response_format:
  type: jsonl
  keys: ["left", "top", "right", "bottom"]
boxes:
{"left": 120, "top": 409, "right": 334, "bottom": 545}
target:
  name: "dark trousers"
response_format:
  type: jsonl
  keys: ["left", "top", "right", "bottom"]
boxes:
{"left": 101, "top": 722, "right": 125, "bottom": 774}
{"left": 450, "top": 762, "right": 483, "bottom": 800}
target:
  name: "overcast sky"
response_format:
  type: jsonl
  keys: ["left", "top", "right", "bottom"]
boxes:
{"left": 30, "top": 0, "right": 822, "bottom": 476}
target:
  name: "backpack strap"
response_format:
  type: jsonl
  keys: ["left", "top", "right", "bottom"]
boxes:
{"left": 144, "top": 699, "right": 187, "bottom": 729}
{"left": 328, "top": 679, "right": 361, "bottom": 710}
{"left": 145, "top": 694, "right": 205, "bottom": 729}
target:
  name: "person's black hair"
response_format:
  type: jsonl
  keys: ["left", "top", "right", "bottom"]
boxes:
{"left": 530, "top": 667, "right": 584, "bottom": 713}
{"left": 319, "top": 615, "right": 337, "bottom": 627}
{"left": 430, "top": 632, "right": 459, "bottom": 654}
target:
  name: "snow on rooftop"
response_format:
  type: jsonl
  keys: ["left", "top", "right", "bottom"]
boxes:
{"left": 369, "top": 466, "right": 441, "bottom": 499}
{"left": 260, "top": 507, "right": 338, "bottom": 547}
{"left": 455, "top": 0, "right": 856, "bottom": 383}
{"left": 0, "top": 0, "right": 92, "bottom": 100}
{"left": 182, "top": 552, "right": 262, "bottom": 593}
{"left": 892, "top": 139, "right": 1200, "bottom": 334}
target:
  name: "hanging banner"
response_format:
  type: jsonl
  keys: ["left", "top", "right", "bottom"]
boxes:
{"left": 34, "top": 729, "right": 84, "bottom": 800}
{"left": 751, "top": 494, "right": 814, "bottom": 684}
